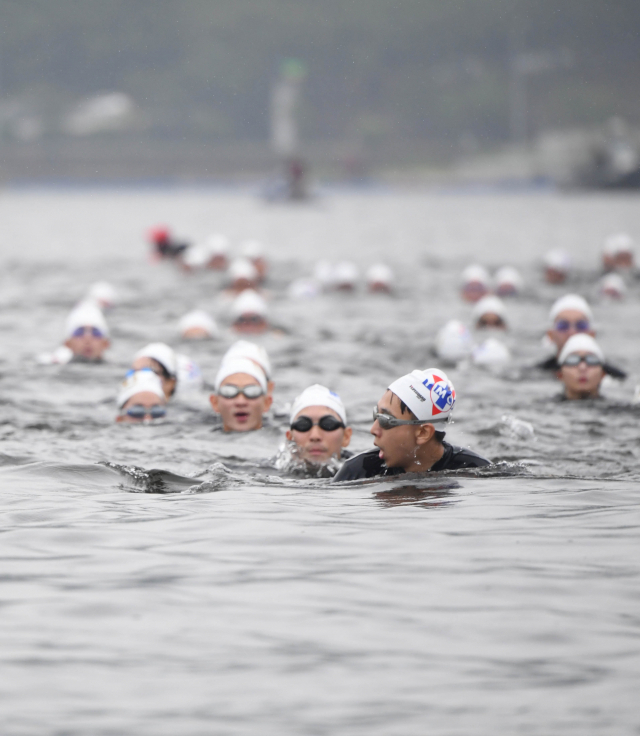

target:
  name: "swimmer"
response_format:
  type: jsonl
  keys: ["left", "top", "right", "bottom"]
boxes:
{"left": 494, "top": 266, "right": 523, "bottom": 297}
{"left": 543, "top": 250, "right": 571, "bottom": 285}
{"left": 86, "top": 281, "right": 117, "bottom": 311}
{"left": 227, "top": 258, "right": 260, "bottom": 294}
{"left": 132, "top": 343, "right": 178, "bottom": 399}
{"left": 366, "top": 264, "right": 394, "bottom": 294}
{"left": 334, "top": 369, "right": 490, "bottom": 481}
{"left": 537, "top": 294, "right": 626, "bottom": 379}
{"left": 557, "top": 334, "right": 606, "bottom": 400}
{"left": 286, "top": 385, "right": 352, "bottom": 466}
{"left": 460, "top": 265, "right": 490, "bottom": 303}
{"left": 472, "top": 295, "right": 507, "bottom": 330}
{"left": 64, "top": 301, "right": 110, "bottom": 362}
{"left": 603, "top": 233, "right": 635, "bottom": 272}
{"left": 334, "top": 261, "right": 359, "bottom": 292}
{"left": 230, "top": 290, "right": 269, "bottom": 335}
{"left": 179, "top": 310, "right": 219, "bottom": 340}
{"left": 205, "top": 233, "right": 230, "bottom": 270}
{"left": 240, "top": 240, "right": 268, "bottom": 282}
{"left": 222, "top": 340, "right": 274, "bottom": 395}
{"left": 599, "top": 273, "right": 626, "bottom": 300}
{"left": 148, "top": 226, "right": 188, "bottom": 259}
{"left": 116, "top": 369, "right": 167, "bottom": 423}
{"left": 209, "top": 358, "right": 271, "bottom": 432}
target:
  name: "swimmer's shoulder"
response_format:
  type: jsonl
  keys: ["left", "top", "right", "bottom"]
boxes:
{"left": 333, "top": 449, "right": 390, "bottom": 482}
{"left": 433, "top": 441, "right": 491, "bottom": 470}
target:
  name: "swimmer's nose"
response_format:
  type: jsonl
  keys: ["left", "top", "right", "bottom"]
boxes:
{"left": 370, "top": 418, "right": 381, "bottom": 437}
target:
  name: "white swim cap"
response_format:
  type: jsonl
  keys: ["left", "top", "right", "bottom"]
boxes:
{"left": 182, "top": 243, "right": 211, "bottom": 269}
{"left": 435, "top": 320, "right": 473, "bottom": 363}
{"left": 290, "top": 384, "right": 347, "bottom": 424}
{"left": 314, "top": 260, "right": 336, "bottom": 289}
{"left": 206, "top": 233, "right": 230, "bottom": 256}
{"left": 176, "top": 353, "right": 204, "bottom": 390}
{"left": 543, "top": 249, "right": 572, "bottom": 272}
{"left": 178, "top": 310, "right": 219, "bottom": 337}
{"left": 223, "top": 340, "right": 272, "bottom": 379}
{"left": 558, "top": 334, "right": 604, "bottom": 365}
{"left": 366, "top": 263, "right": 394, "bottom": 286}
{"left": 240, "top": 239, "right": 265, "bottom": 259}
{"left": 65, "top": 301, "right": 109, "bottom": 338}
{"left": 388, "top": 368, "right": 455, "bottom": 424}
{"left": 604, "top": 232, "right": 634, "bottom": 256}
{"left": 461, "top": 264, "right": 490, "bottom": 285}
{"left": 472, "top": 295, "right": 507, "bottom": 323}
{"left": 228, "top": 258, "right": 258, "bottom": 284}
{"left": 549, "top": 294, "right": 593, "bottom": 323}
{"left": 600, "top": 273, "right": 626, "bottom": 298}
{"left": 494, "top": 266, "right": 523, "bottom": 291}
{"left": 334, "top": 261, "right": 359, "bottom": 288}
{"left": 133, "top": 342, "right": 178, "bottom": 377}
{"left": 117, "top": 369, "right": 166, "bottom": 408}
{"left": 288, "top": 278, "right": 320, "bottom": 300}
{"left": 214, "top": 357, "right": 267, "bottom": 392}
{"left": 230, "top": 289, "right": 268, "bottom": 320}
{"left": 472, "top": 338, "right": 511, "bottom": 367}
{"left": 86, "top": 282, "right": 117, "bottom": 309}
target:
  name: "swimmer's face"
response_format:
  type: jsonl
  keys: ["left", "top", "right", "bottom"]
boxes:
{"left": 370, "top": 390, "right": 422, "bottom": 470}
{"left": 209, "top": 373, "right": 272, "bottom": 432}
{"left": 544, "top": 267, "right": 567, "bottom": 285}
{"left": 368, "top": 281, "right": 392, "bottom": 294}
{"left": 476, "top": 312, "right": 506, "bottom": 330}
{"left": 615, "top": 252, "right": 634, "bottom": 269}
{"left": 547, "top": 309, "right": 595, "bottom": 351}
{"left": 132, "top": 357, "right": 177, "bottom": 398}
{"left": 286, "top": 405, "right": 352, "bottom": 465}
{"left": 207, "top": 254, "right": 228, "bottom": 270}
{"left": 232, "top": 314, "right": 268, "bottom": 335}
{"left": 232, "top": 277, "right": 257, "bottom": 292}
{"left": 461, "top": 281, "right": 488, "bottom": 303}
{"left": 560, "top": 351, "right": 604, "bottom": 400}
{"left": 65, "top": 325, "right": 110, "bottom": 361}
{"left": 117, "top": 391, "right": 167, "bottom": 423}
{"left": 182, "top": 326, "right": 212, "bottom": 340}
{"left": 251, "top": 257, "right": 267, "bottom": 281}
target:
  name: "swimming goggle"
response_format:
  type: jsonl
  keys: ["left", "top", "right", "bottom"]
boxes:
{"left": 71, "top": 326, "right": 105, "bottom": 338}
{"left": 477, "top": 315, "right": 506, "bottom": 328}
{"left": 123, "top": 404, "right": 167, "bottom": 420}
{"left": 234, "top": 315, "right": 266, "bottom": 326}
{"left": 561, "top": 354, "right": 602, "bottom": 368}
{"left": 217, "top": 384, "right": 264, "bottom": 399}
{"left": 373, "top": 407, "right": 448, "bottom": 430}
{"left": 290, "top": 415, "right": 345, "bottom": 432}
{"left": 554, "top": 319, "right": 590, "bottom": 332}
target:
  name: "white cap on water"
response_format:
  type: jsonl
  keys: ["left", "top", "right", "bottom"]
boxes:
{"left": 366, "top": 263, "right": 394, "bottom": 286}
{"left": 290, "top": 384, "right": 347, "bottom": 424}
{"left": 334, "top": 261, "right": 359, "bottom": 287}
{"left": 549, "top": 294, "right": 593, "bottom": 323}
{"left": 472, "top": 338, "right": 511, "bottom": 367}
{"left": 214, "top": 357, "right": 267, "bottom": 392}
{"left": 388, "top": 368, "right": 455, "bottom": 424}
{"left": 543, "top": 249, "right": 572, "bottom": 272}
{"left": 230, "top": 289, "right": 268, "bottom": 320}
{"left": 461, "top": 264, "right": 490, "bottom": 285}
{"left": 604, "top": 232, "right": 634, "bottom": 256}
{"left": 117, "top": 370, "right": 166, "bottom": 408}
{"left": 494, "top": 266, "right": 523, "bottom": 290}
{"left": 206, "top": 233, "right": 230, "bottom": 255}
{"left": 288, "top": 278, "right": 320, "bottom": 300}
{"left": 228, "top": 258, "right": 258, "bottom": 283}
{"left": 472, "top": 295, "right": 507, "bottom": 322}
{"left": 133, "top": 342, "right": 178, "bottom": 377}
{"left": 223, "top": 340, "right": 272, "bottom": 379}
{"left": 600, "top": 272, "right": 626, "bottom": 297}
{"left": 435, "top": 320, "right": 473, "bottom": 362}
{"left": 65, "top": 301, "right": 109, "bottom": 338}
{"left": 87, "top": 282, "right": 117, "bottom": 309}
{"left": 240, "top": 239, "right": 265, "bottom": 259}
{"left": 178, "top": 310, "right": 219, "bottom": 337}
{"left": 558, "top": 334, "right": 604, "bottom": 365}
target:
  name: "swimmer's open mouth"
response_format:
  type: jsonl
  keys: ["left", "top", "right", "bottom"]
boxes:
{"left": 234, "top": 412, "right": 250, "bottom": 422}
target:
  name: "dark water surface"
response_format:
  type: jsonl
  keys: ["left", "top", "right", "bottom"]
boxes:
{"left": 1, "top": 188, "right": 639, "bottom": 734}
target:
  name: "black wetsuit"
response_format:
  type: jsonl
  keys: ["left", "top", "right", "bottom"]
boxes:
{"left": 333, "top": 441, "right": 490, "bottom": 482}
{"left": 536, "top": 355, "right": 626, "bottom": 380}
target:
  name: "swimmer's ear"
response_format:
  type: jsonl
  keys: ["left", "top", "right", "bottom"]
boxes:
{"left": 587, "top": 329, "right": 595, "bottom": 338}
{"left": 342, "top": 426, "right": 353, "bottom": 447}
{"left": 209, "top": 394, "right": 219, "bottom": 412}
{"left": 285, "top": 429, "right": 293, "bottom": 441}
{"left": 115, "top": 414, "right": 125, "bottom": 423}
{"left": 267, "top": 380, "right": 275, "bottom": 395}
{"left": 555, "top": 370, "right": 563, "bottom": 380}
{"left": 415, "top": 424, "right": 436, "bottom": 446}
{"left": 263, "top": 394, "right": 273, "bottom": 411}
{"left": 64, "top": 338, "right": 72, "bottom": 348}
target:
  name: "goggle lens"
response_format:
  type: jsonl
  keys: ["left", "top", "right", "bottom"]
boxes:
{"left": 125, "top": 404, "right": 167, "bottom": 419}
{"left": 72, "top": 326, "right": 104, "bottom": 338}
{"left": 218, "top": 384, "right": 264, "bottom": 399}
{"left": 562, "top": 354, "right": 602, "bottom": 367}
{"left": 290, "top": 415, "right": 345, "bottom": 432}
{"left": 555, "top": 319, "right": 590, "bottom": 332}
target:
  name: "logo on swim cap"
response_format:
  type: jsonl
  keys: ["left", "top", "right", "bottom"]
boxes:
{"left": 422, "top": 373, "right": 455, "bottom": 415}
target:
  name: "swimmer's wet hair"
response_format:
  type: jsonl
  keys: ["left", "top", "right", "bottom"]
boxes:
{"left": 398, "top": 398, "right": 445, "bottom": 442}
